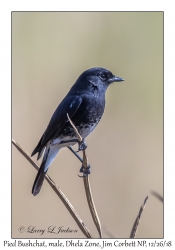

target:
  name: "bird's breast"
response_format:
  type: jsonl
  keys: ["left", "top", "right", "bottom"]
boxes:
{"left": 60, "top": 94, "right": 105, "bottom": 139}
{"left": 72, "top": 95, "right": 105, "bottom": 137}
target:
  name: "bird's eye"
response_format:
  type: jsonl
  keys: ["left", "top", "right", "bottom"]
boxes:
{"left": 100, "top": 73, "right": 107, "bottom": 80}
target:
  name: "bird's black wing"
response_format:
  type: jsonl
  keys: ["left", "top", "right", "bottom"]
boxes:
{"left": 31, "top": 95, "right": 82, "bottom": 158}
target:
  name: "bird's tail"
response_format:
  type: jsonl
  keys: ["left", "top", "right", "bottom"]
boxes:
{"left": 32, "top": 162, "right": 47, "bottom": 196}
{"left": 32, "top": 144, "right": 60, "bottom": 196}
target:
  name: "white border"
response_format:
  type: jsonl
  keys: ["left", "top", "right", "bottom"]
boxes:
{"left": 0, "top": 0, "right": 175, "bottom": 246}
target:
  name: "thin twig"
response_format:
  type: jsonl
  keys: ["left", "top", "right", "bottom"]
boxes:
{"left": 103, "top": 227, "right": 116, "bottom": 238}
{"left": 130, "top": 196, "right": 148, "bottom": 238}
{"left": 12, "top": 138, "right": 92, "bottom": 238}
{"left": 83, "top": 175, "right": 102, "bottom": 238}
{"left": 151, "top": 191, "right": 163, "bottom": 202}
{"left": 67, "top": 114, "right": 102, "bottom": 238}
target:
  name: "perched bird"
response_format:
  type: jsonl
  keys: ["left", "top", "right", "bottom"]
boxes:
{"left": 31, "top": 67, "right": 124, "bottom": 195}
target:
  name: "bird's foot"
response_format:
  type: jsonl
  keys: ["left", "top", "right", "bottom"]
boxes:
{"left": 77, "top": 138, "right": 87, "bottom": 152}
{"left": 78, "top": 164, "right": 91, "bottom": 177}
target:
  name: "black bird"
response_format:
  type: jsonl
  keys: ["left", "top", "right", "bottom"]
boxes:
{"left": 31, "top": 67, "right": 124, "bottom": 195}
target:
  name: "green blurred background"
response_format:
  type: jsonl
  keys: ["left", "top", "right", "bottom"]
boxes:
{"left": 12, "top": 12, "right": 163, "bottom": 238}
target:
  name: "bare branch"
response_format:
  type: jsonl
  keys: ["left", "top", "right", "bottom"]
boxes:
{"left": 130, "top": 196, "right": 148, "bottom": 238}
{"left": 12, "top": 138, "right": 92, "bottom": 238}
{"left": 67, "top": 114, "right": 102, "bottom": 238}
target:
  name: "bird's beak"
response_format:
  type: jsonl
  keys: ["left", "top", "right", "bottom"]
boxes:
{"left": 108, "top": 75, "right": 124, "bottom": 84}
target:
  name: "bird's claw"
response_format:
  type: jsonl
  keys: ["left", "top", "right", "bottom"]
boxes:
{"left": 78, "top": 164, "right": 91, "bottom": 178}
{"left": 77, "top": 138, "right": 87, "bottom": 152}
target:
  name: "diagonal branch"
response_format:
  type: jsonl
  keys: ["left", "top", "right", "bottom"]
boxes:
{"left": 130, "top": 196, "right": 148, "bottom": 238}
{"left": 12, "top": 138, "right": 92, "bottom": 238}
{"left": 67, "top": 114, "right": 102, "bottom": 238}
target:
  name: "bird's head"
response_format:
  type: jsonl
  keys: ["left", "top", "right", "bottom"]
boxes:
{"left": 70, "top": 67, "right": 124, "bottom": 95}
